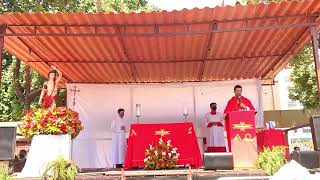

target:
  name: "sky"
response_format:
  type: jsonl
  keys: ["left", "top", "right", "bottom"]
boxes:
{"left": 148, "top": 0, "right": 239, "bottom": 11}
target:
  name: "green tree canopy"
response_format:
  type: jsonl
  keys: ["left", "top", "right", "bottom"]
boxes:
{"left": 288, "top": 44, "right": 318, "bottom": 109}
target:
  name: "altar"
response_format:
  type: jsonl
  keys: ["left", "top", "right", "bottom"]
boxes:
{"left": 124, "top": 122, "right": 202, "bottom": 169}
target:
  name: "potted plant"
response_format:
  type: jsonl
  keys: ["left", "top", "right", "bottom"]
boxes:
{"left": 0, "top": 164, "right": 11, "bottom": 180}
{"left": 255, "top": 146, "right": 287, "bottom": 175}
{"left": 42, "top": 157, "right": 79, "bottom": 180}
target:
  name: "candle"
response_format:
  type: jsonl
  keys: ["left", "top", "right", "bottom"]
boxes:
{"left": 184, "top": 105, "right": 187, "bottom": 115}
{"left": 136, "top": 104, "right": 141, "bottom": 116}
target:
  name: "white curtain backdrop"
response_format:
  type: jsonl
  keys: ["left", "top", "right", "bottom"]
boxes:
{"left": 67, "top": 79, "right": 263, "bottom": 168}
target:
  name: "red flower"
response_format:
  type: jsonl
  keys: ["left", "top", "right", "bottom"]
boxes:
{"left": 26, "top": 111, "right": 33, "bottom": 116}
{"left": 61, "top": 125, "right": 67, "bottom": 134}
{"left": 70, "top": 128, "right": 75, "bottom": 134}
{"left": 40, "top": 120, "right": 46, "bottom": 127}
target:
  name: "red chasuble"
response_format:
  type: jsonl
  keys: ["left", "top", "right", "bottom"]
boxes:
{"left": 224, "top": 96, "right": 255, "bottom": 114}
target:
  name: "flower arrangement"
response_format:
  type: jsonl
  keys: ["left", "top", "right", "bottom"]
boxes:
{"left": 18, "top": 107, "right": 83, "bottom": 139}
{"left": 144, "top": 137, "right": 180, "bottom": 170}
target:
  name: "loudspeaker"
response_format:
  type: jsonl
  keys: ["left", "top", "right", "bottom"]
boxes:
{"left": 310, "top": 115, "right": 320, "bottom": 151}
{"left": 0, "top": 127, "right": 17, "bottom": 160}
{"left": 203, "top": 152, "right": 234, "bottom": 170}
{"left": 298, "top": 151, "right": 320, "bottom": 169}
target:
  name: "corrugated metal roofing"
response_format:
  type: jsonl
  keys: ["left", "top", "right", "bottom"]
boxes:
{"left": 1, "top": 0, "right": 320, "bottom": 83}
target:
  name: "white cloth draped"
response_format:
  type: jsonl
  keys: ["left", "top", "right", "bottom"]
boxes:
{"left": 19, "top": 135, "right": 71, "bottom": 178}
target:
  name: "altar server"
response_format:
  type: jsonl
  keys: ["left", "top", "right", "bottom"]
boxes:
{"left": 202, "top": 102, "right": 226, "bottom": 152}
{"left": 111, "top": 108, "right": 126, "bottom": 168}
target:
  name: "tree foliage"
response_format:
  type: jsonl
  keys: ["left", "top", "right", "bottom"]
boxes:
{"left": 0, "top": 51, "right": 45, "bottom": 121}
{"left": 0, "top": 0, "right": 156, "bottom": 122}
{"left": 288, "top": 44, "right": 318, "bottom": 109}
{"left": 0, "top": 0, "right": 157, "bottom": 13}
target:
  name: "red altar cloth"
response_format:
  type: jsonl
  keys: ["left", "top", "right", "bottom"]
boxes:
{"left": 124, "top": 122, "right": 202, "bottom": 169}
{"left": 256, "top": 129, "right": 288, "bottom": 154}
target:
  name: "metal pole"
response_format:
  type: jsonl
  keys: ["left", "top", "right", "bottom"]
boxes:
{"left": 310, "top": 23, "right": 320, "bottom": 107}
{"left": 0, "top": 26, "right": 5, "bottom": 87}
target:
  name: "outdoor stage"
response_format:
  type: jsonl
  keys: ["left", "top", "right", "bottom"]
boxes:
{"left": 2, "top": 1, "right": 320, "bottom": 179}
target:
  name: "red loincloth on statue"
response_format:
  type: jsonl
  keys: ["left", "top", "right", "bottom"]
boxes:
{"left": 42, "top": 81, "right": 57, "bottom": 109}
{"left": 42, "top": 93, "right": 57, "bottom": 108}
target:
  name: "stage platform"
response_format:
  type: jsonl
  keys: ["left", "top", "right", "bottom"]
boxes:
{"left": 13, "top": 168, "right": 270, "bottom": 180}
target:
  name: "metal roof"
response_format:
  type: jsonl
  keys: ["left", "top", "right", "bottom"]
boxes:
{"left": 1, "top": 0, "right": 320, "bottom": 83}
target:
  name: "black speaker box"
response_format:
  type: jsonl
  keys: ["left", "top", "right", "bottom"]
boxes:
{"left": 310, "top": 115, "right": 320, "bottom": 151}
{"left": 203, "top": 152, "right": 234, "bottom": 170}
{"left": 0, "top": 126, "right": 17, "bottom": 160}
{"left": 298, "top": 151, "right": 320, "bottom": 169}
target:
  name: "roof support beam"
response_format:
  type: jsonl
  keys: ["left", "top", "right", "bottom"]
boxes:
{"left": 4, "top": 22, "right": 317, "bottom": 37}
{"left": 6, "top": 27, "right": 73, "bottom": 83}
{"left": 198, "top": 22, "right": 217, "bottom": 81}
{"left": 0, "top": 26, "right": 6, "bottom": 87}
{"left": 26, "top": 53, "right": 293, "bottom": 64}
{"left": 262, "top": 15, "right": 319, "bottom": 80}
{"left": 310, "top": 17, "right": 320, "bottom": 109}
{"left": 261, "top": 27, "right": 309, "bottom": 80}
{"left": 115, "top": 27, "right": 138, "bottom": 82}
{"left": 3, "top": 13, "right": 316, "bottom": 27}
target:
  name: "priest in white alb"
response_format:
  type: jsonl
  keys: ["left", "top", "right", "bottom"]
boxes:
{"left": 202, "top": 102, "right": 226, "bottom": 152}
{"left": 111, "top": 108, "right": 127, "bottom": 168}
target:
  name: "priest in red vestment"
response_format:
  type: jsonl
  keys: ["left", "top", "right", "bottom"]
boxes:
{"left": 224, "top": 85, "right": 255, "bottom": 114}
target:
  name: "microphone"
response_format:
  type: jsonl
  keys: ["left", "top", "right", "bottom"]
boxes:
{"left": 237, "top": 96, "right": 246, "bottom": 110}
{"left": 237, "top": 96, "right": 242, "bottom": 103}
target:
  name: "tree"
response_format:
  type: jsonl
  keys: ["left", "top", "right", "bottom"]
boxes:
{"left": 13, "top": 60, "right": 43, "bottom": 112}
{"left": 0, "top": 51, "right": 45, "bottom": 121}
{"left": 0, "top": 0, "right": 157, "bottom": 121}
{"left": 288, "top": 44, "right": 318, "bottom": 109}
